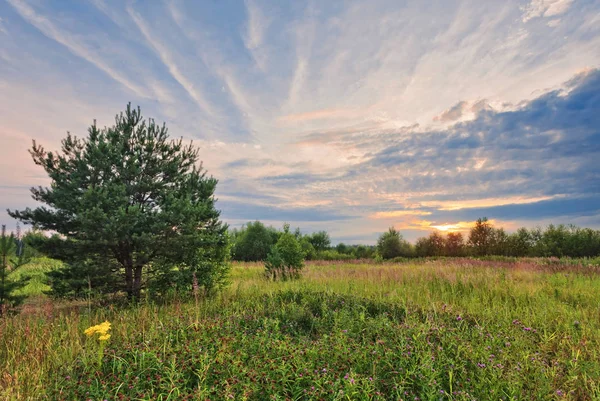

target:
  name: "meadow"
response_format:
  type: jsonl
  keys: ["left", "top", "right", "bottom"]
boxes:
{"left": 1, "top": 259, "right": 599, "bottom": 400}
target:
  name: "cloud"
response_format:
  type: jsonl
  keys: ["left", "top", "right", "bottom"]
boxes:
{"left": 522, "top": 0, "right": 574, "bottom": 22}
{"left": 6, "top": 0, "right": 148, "bottom": 98}
{"left": 127, "top": 7, "right": 216, "bottom": 116}
{"left": 420, "top": 195, "right": 563, "bottom": 211}
{"left": 243, "top": 0, "right": 271, "bottom": 70}
{"left": 370, "top": 210, "right": 432, "bottom": 219}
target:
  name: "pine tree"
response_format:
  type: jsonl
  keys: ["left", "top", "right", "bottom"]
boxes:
{"left": 0, "top": 225, "right": 30, "bottom": 315}
{"left": 9, "top": 104, "right": 229, "bottom": 299}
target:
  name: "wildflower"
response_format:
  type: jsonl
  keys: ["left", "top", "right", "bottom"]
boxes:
{"left": 84, "top": 321, "right": 112, "bottom": 367}
{"left": 456, "top": 315, "right": 462, "bottom": 321}
{"left": 84, "top": 321, "right": 111, "bottom": 337}
{"left": 556, "top": 390, "right": 564, "bottom": 396}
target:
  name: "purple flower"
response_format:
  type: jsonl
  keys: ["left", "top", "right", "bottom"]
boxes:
{"left": 556, "top": 390, "right": 565, "bottom": 397}
{"left": 523, "top": 327, "right": 532, "bottom": 331}
{"left": 477, "top": 363, "right": 486, "bottom": 368}
{"left": 456, "top": 316, "right": 463, "bottom": 321}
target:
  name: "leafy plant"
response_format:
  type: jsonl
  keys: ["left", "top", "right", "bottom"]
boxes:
{"left": 265, "top": 223, "right": 305, "bottom": 280}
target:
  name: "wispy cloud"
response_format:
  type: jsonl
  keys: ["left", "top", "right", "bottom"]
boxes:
{"left": 127, "top": 6, "right": 216, "bottom": 116}
{"left": 7, "top": 0, "right": 148, "bottom": 98}
{"left": 522, "top": 0, "right": 574, "bottom": 22}
{"left": 0, "top": 16, "right": 7, "bottom": 35}
{"left": 242, "top": 0, "right": 271, "bottom": 71}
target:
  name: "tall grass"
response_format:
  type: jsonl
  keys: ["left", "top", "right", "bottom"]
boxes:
{"left": 1, "top": 261, "right": 599, "bottom": 400}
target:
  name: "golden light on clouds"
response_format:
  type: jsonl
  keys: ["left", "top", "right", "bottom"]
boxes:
{"left": 420, "top": 195, "right": 561, "bottom": 211}
{"left": 393, "top": 219, "right": 512, "bottom": 233}
{"left": 370, "top": 210, "right": 432, "bottom": 219}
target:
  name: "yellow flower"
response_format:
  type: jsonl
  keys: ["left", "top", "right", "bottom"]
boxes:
{"left": 84, "top": 321, "right": 111, "bottom": 338}
{"left": 98, "top": 334, "right": 111, "bottom": 341}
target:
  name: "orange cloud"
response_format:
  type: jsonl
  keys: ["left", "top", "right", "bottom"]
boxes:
{"left": 420, "top": 195, "right": 561, "bottom": 211}
{"left": 395, "top": 218, "right": 514, "bottom": 233}
{"left": 370, "top": 210, "right": 432, "bottom": 219}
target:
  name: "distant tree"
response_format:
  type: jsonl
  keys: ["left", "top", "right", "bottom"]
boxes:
{"left": 376, "top": 227, "right": 410, "bottom": 259}
{"left": 539, "top": 224, "right": 569, "bottom": 257}
{"left": 415, "top": 232, "right": 445, "bottom": 257}
{"left": 0, "top": 225, "right": 30, "bottom": 315}
{"left": 9, "top": 104, "right": 229, "bottom": 299}
{"left": 429, "top": 232, "right": 446, "bottom": 256}
{"left": 265, "top": 223, "right": 305, "bottom": 280}
{"left": 415, "top": 236, "right": 431, "bottom": 257}
{"left": 335, "top": 243, "right": 350, "bottom": 254}
{"left": 506, "top": 228, "right": 533, "bottom": 257}
{"left": 299, "top": 237, "right": 316, "bottom": 260}
{"left": 444, "top": 232, "right": 465, "bottom": 256}
{"left": 491, "top": 228, "right": 510, "bottom": 256}
{"left": 468, "top": 218, "right": 495, "bottom": 256}
{"left": 231, "top": 221, "right": 277, "bottom": 261}
{"left": 307, "top": 231, "right": 331, "bottom": 252}
{"left": 353, "top": 244, "right": 374, "bottom": 259}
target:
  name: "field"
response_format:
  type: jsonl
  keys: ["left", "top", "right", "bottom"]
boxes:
{"left": 1, "top": 259, "right": 599, "bottom": 400}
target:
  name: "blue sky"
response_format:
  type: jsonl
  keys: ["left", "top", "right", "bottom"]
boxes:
{"left": 1, "top": 0, "right": 599, "bottom": 243}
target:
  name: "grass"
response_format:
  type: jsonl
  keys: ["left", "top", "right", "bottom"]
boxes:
{"left": 1, "top": 260, "right": 600, "bottom": 400}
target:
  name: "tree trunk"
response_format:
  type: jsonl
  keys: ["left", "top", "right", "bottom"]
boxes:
{"left": 125, "top": 263, "right": 134, "bottom": 299}
{"left": 133, "top": 266, "right": 143, "bottom": 299}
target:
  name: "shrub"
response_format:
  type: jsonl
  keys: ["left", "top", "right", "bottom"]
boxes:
{"left": 265, "top": 224, "right": 305, "bottom": 280}
{"left": 376, "top": 227, "right": 412, "bottom": 259}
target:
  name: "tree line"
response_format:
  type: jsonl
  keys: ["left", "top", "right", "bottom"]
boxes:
{"left": 230, "top": 217, "right": 600, "bottom": 261}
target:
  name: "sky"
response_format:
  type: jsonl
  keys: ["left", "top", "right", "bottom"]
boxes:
{"left": 1, "top": 0, "right": 599, "bottom": 244}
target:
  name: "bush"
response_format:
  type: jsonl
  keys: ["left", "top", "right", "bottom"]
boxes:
{"left": 231, "top": 221, "right": 278, "bottom": 261}
{"left": 265, "top": 224, "right": 305, "bottom": 280}
{"left": 376, "top": 227, "right": 412, "bottom": 259}
{"left": 315, "top": 250, "right": 356, "bottom": 261}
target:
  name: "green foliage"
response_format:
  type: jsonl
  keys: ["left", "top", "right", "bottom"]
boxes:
{"left": 148, "top": 232, "right": 232, "bottom": 299}
{"left": 335, "top": 242, "right": 350, "bottom": 254}
{"left": 0, "top": 225, "right": 31, "bottom": 314}
{"left": 376, "top": 227, "right": 412, "bottom": 259}
{"left": 315, "top": 250, "right": 356, "bottom": 261}
{"left": 468, "top": 217, "right": 495, "bottom": 256}
{"left": 45, "top": 256, "right": 121, "bottom": 300}
{"left": 9, "top": 257, "right": 63, "bottom": 297}
{"left": 230, "top": 221, "right": 278, "bottom": 261}
{"left": 265, "top": 223, "right": 305, "bottom": 280}
{"left": 306, "top": 230, "right": 331, "bottom": 252}
{"left": 445, "top": 232, "right": 465, "bottom": 256}
{"left": 352, "top": 244, "right": 375, "bottom": 259}
{"left": 299, "top": 237, "right": 316, "bottom": 260}
{"left": 9, "top": 104, "right": 229, "bottom": 300}
{"left": 415, "top": 231, "right": 446, "bottom": 257}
